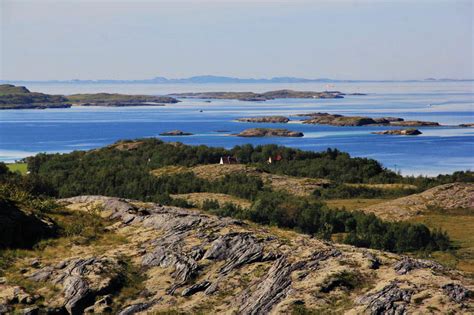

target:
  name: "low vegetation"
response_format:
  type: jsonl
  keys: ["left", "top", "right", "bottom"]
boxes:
{"left": 4, "top": 139, "right": 472, "bottom": 254}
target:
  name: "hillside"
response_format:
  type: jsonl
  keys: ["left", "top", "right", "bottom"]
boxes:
{"left": 0, "top": 195, "right": 472, "bottom": 314}
{"left": 0, "top": 85, "right": 178, "bottom": 109}
{"left": 152, "top": 164, "right": 330, "bottom": 197}
{"left": 0, "top": 84, "right": 70, "bottom": 109}
{"left": 363, "top": 183, "right": 474, "bottom": 221}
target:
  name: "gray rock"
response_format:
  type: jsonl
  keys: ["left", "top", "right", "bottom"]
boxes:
{"left": 363, "top": 251, "right": 381, "bottom": 269}
{"left": 393, "top": 257, "right": 443, "bottom": 275}
{"left": 20, "top": 306, "right": 39, "bottom": 315}
{"left": 203, "top": 233, "right": 268, "bottom": 274}
{"left": 117, "top": 301, "right": 157, "bottom": 315}
{"left": 40, "top": 257, "right": 123, "bottom": 315}
{"left": 356, "top": 281, "right": 413, "bottom": 315}
{"left": 181, "top": 281, "right": 211, "bottom": 296}
{"left": 305, "top": 248, "right": 341, "bottom": 269}
{"left": 239, "top": 257, "right": 294, "bottom": 315}
{"left": 0, "top": 304, "right": 10, "bottom": 314}
{"left": 442, "top": 283, "right": 471, "bottom": 303}
{"left": 29, "top": 266, "right": 54, "bottom": 282}
{"left": 142, "top": 246, "right": 198, "bottom": 284}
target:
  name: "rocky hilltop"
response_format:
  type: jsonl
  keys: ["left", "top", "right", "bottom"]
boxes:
{"left": 373, "top": 129, "right": 422, "bottom": 136}
{"left": 236, "top": 128, "right": 304, "bottom": 137}
{"left": 1, "top": 195, "right": 471, "bottom": 314}
{"left": 170, "top": 89, "right": 344, "bottom": 101}
{"left": 363, "top": 183, "right": 474, "bottom": 221}
{"left": 236, "top": 116, "right": 290, "bottom": 123}
{"left": 0, "top": 84, "right": 71, "bottom": 109}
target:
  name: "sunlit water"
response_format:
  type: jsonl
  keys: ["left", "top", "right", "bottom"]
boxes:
{"left": 1, "top": 81, "right": 473, "bottom": 176}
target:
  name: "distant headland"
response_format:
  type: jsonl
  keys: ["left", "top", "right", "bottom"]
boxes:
{"left": 1, "top": 75, "right": 473, "bottom": 85}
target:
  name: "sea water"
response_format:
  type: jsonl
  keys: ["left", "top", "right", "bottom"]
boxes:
{"left": 0, "top": 81, "right": 473, "bottom": 176}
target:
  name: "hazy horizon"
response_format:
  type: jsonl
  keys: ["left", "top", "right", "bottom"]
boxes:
{"left": 1, "top": 0, "right": 473, "bottom": 81}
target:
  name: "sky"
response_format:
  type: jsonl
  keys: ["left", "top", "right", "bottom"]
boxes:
{"left": 0, "top": 0, "right": 472, "bottom": 81}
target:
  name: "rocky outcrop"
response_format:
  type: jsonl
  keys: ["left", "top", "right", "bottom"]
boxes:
{"left": 238, "top": 257, "right": 294, "bottom": 315}
{"left": 1, "top": 195, "right": 472, "bottom": 314}
{"left": 459, "top": 123, "right": 474, "bottom": 128}
{"left": 390, "top": 120, "right": 440, "bottom": 127}
{"left": 236, "top": 128, "right": 304, "bottom": 137}
{"left": 393, "top": 257, "right": 444, "bottom": 275}
{"left": 236, "top": 116, "right": 290, "bottom": 123}
{"left": 170, "top": 89, "right": 344, "bottom": 101}
{"left": 301, "top": 113, "right": 377, "bottom": 126}
{"left": 442, "top": 283, "right": 471, "bottom": 303}
{"left": 297, "top": 112, "right": 442, "bottom": 128}
{"left": 28, "top": 256, "right": 124, "bottom": 315}
{"left": 364, "top": 182, "right": 474, "bottom": 221}
{"left": 373, "top": 128, "right": 422, "bottom": 136}
{"left": 159, "top": 130, "right": 193, "bottom": 136}
{"left": 356, "top": 281, "right": 414, "bottom": 314}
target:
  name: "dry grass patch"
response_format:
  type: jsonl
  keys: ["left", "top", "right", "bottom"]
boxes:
{"left": 346, "top": 183, "right": 417, "bottom": 190}
{"left": 152, "top": 163, "right": 329, "bottom": 197}
{"left": 171, "top": 192, "right": 251, "bottom": 209}
{"left": 326, "top": 198, "right": 390, "bottom": 211}
{"left": 150, "top": 165, "right": 190, "bottom": 177}
{"left": 412, "top": 213, "right": 474, "bottom": 276}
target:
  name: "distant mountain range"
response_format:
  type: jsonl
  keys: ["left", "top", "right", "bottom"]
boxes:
{"left": 1, "top": 75, "right": 472, "bottom": 84}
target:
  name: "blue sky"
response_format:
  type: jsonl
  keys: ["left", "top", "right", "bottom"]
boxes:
{"left": 1, "top": 0, "right": 472, "bottom": 80}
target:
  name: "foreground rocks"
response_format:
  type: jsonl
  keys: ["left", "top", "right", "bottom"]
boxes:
{"left": 372, "top": 129, "right": 422, "bottom": 136}
{"left": 0, "top": 195, "right": 472, "bottom": 314}
{"left": 236, "top": 128, "right": 304, "bottom": 137}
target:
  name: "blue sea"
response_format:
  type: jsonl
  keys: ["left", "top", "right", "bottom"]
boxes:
{"left": 0, "top": 81, "right": 473, "bottom": 176}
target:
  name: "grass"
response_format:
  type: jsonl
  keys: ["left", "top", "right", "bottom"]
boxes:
{"left": 152, "top": 163, "right": 330, "bottom": 197}
{"left": 412, "top": 212, "right": 474, "bottom": 276}
{"left": 325, "top": 198, "right": 391, "bottom": 211}
{"left": 6, "top": 163, "right": 28, "bottom": 174}
{"left": 346, "top": 183, "right": 417, "bottom": 190}
{"left": 171, "top": 192, "right": 252, "bottom": 209}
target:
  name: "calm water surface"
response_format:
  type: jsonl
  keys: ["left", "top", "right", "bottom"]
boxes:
{"left": 1, "top": 82, "right": 473, "bottom": 176}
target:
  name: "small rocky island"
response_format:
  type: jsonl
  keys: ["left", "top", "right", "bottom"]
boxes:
{"left": 159, "top": 130, "right": 193, "bottom": 136}
{"left": 236, "top": 116, "right": 290, "bottom": 123}
{"left": 459, "top": 123, "right": 474, "bottom": 128}
{"left": 236, "top": 128, "right": 304, "bottom": 137}
{"left": 0, "top": 84, "right": 179, "bottom": 109}
{"left": 298, "top": 112, "right": 440, "bottom": 127}
{"left": 170, "top": 89, "right": 345, "bottom": 101}
{"left": 390, "top": 120, "right": 439, "bottom": 127}
{"left": 373, "top": 129, "right": 422, "bottom": 136}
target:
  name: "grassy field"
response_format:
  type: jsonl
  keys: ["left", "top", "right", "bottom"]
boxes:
{"left": 412, "top": 212, "right": 474, "bottom": 277}
{"left": 6, "top": 163, "right": 28, "bottom": 174}
{"left": 325, "top": 198, "right": 391, "bottom": 211}
{"left": 152, "top": 164, "right": 330, "bottom": 197}
{"left": 171, "top": 192, "right": 252, "bottom": 209}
